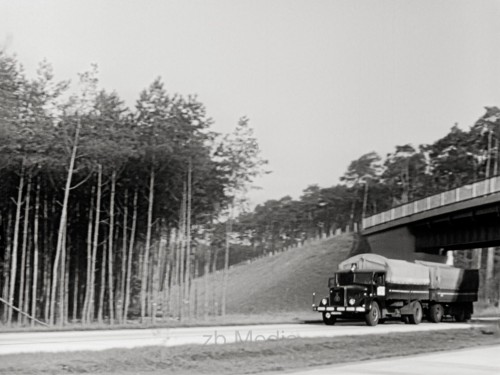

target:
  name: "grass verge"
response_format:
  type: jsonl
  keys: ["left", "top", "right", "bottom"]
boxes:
{"left": 0, "top": 311, "right": 320, "bottom": 334}
{"left": 2, "top": 324, "right": 499, "bottom": 375}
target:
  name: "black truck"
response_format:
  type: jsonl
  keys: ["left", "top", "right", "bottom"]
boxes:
{"left": 312, "top": 253, "right": 479, "bottom": 326}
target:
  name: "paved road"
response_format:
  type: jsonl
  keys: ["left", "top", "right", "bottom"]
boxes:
{"left": 0, "top": 321, "right": 474, "bottom": 355}
{"left": 284, "top": 344, "right": 500, "bottom": 375}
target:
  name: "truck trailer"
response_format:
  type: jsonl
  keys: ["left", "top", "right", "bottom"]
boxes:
{"left": 312, "top": 253, "right": 479, "bottom": 326}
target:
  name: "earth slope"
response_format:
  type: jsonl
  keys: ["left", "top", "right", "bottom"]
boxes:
{"left": 221, "top": 233, "right": 353, "bottom": 314}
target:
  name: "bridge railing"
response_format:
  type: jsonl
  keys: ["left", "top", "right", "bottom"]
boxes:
{"left": 362, "top": 175, "right": 500, "bottom": 230}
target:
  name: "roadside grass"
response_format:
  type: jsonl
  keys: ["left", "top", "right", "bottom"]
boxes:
{"left": 2, "top": 324, "right": 499, "bottom": 375}
{"left": 0, "top": 311, "right": 319, "bottom": 334}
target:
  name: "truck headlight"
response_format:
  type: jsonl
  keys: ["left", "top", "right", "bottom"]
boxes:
{"left": 321, "top": 298, "right": 328, "bottom": 305}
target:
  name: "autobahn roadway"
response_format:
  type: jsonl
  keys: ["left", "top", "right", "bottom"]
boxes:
{"left": 0, "top": 321, "right": 475, "bottom": 355}
{"left": 279, "top": 344, "right": 500, "bottom": 375}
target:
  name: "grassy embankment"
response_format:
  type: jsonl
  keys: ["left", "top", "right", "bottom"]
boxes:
{"left": 214, "top": 233, "right": 353, "bottom": 315}
{"left": 1, "top": 324, "right": 499, "bottom": 374}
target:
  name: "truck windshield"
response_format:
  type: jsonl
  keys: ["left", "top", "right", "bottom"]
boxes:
{"left": 336, "top": 272, "right": 373, "bottom": 286}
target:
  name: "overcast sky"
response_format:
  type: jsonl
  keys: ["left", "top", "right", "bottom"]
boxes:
{"left": 2, "top": 0, "right": 500, "bottom": 206}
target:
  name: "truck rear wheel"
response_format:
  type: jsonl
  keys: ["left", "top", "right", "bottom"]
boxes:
{"left": 454, "top": 309, "right": 467, "bottom": 322}
{"left": 323, "top": 312, "right": 336, "bottom": 325}
{"left": 428, "top": 303, "right": 443, "bottom": 323}
{"left": 408, "top": 301, "right": 423, "bottom": 325}
{"left": 365, "top": 301, "right": 380, "bottom": 326}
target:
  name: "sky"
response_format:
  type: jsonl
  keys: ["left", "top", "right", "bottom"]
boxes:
{"left": 1, "top": 0, "right": 500, "bottom": 206}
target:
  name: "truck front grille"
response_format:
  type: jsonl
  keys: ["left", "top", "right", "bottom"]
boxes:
{"left": 330, "top": 288, "right": 344, "bottom": 306}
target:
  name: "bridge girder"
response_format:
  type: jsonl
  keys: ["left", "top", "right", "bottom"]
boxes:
{"left": 361, "top": 195, "right": 500, "bottom": 261}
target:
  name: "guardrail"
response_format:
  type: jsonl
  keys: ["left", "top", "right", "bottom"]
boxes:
{"left": 362, "top": 176, "right": 500, "bottom": 230}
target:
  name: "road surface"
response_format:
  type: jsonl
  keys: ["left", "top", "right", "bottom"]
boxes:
{"left": 283, "top": 344, "right": 500, "bottom": 375}
{"left": 0, "top": 321, "right": 475, "bottom": 355}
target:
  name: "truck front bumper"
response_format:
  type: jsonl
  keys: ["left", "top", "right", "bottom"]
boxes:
{"left": 313, "top": 306, "right": 366, "bottom": 313}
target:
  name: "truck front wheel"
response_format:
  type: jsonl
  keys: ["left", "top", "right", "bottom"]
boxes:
{"left": 365, "top": 301, "right": 380, "bottom": 326}
{"left": 408, "top": 301, "right": 423, "bottom": 325}
{"left": 323, "top": 312, "right": 336, "bottom": 325}
{"left": 428, "top": 303, "right": 443, "bottom": 323}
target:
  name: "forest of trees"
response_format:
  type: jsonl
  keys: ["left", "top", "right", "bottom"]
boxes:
{"left": 0, "top": 52, "right": 267, "bottom": 326}
{"left": 1, "top": 50, "right": 499, "bottom": 327}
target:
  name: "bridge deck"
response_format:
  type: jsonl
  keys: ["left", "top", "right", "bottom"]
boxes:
{"left": 362, "top": 176, "right": 500, "bottom": 230}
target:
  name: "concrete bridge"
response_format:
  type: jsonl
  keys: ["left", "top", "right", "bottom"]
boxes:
{"left": 361, "top": 176, "right": 500, "bottom": 262}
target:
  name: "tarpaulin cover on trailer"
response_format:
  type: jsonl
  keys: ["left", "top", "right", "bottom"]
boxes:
{"left": 415, "top": 260, "right": 479, "bottom": 291}
{"left": 338, "top": 253, "right": 430, "bottom": 285}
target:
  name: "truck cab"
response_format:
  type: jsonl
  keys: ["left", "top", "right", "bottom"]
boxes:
{"left": 314, "top": 268, "right": 386, "bottom": 326}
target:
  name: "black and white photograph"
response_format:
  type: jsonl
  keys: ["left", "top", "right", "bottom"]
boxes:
{"left": 0, "top": 1, "right": 499, "bottom": 374}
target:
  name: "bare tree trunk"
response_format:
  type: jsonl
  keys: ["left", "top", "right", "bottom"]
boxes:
{"left": 107, "top": 170, "right": 116, "bottom": 324}
{"left": 58, "top": 225, "right": 67, "bottom": 326}
{"left": 43, "top": 253, "right": 51, "bottom": 323}
{"left": 2, "top": 211, "right": 12, "bottom": 322}
{"left": 63, "top": 237, "right": 69, "bottom": 325}
{"left": 82, "top": 187, "right": 94, "bottom": 324}
{"left": 19, "top": 176, "right": 31, "bottom": 324}
{"left": 211, "top": 247, "right": 219, "bottom": 316}
{"left": 192, "top": 257, "right": 198, "bottom": 318}
{"left": 42, "top": 193, "right": 51, "bottom": 323}
{"left": 162, "top": 250, "right": 171, "bottom": 319}
{"left": 22, "top": 234, "right": 32, "bottom": 325}
{"left": 204, "top": 249, "right": 211, "bottom": 320}
{"left": 147, "top": 252, "right": 153, "bottom": 317}
{"left": 118, "top": 189, "right": 128, "bottom": 323}
{"left": 8, "top": 164, "right": 25, "bottom": 325}
{"left": 31, "top": 179, "right": 40, "bottom": 326}
{"left": 151, "top": 239, "right": 160, "bottom": 324}
{"left": 362, "top": 180, "right": 369, "bottom": 220}
{"left": 88, "top": 166, "right": 102, "bottom": 323}
{"left": 173, "top": 229, "right": 181, "bottom": 319}
{"left": 98, "top": 241, "right": 106, "bottom": 324}
{"left": 494, "top": 136, "right": 499, "bottom": 176}
{"left": 153, "top": 225, "right": 168, "bottom": 324}
{"left": 184, "top": 162, "right": 192, "bottom": 319}
{"left": 123, "top": 189, "right": 137, "bottom": 322}
{"left": 50, "top": 120, "right": 81, "bottom": 325}
{"left": 72, "top": 254, "right": 79, "bottom": 322}
{"left": 221, "top": 205, "right": 233, "bottom": 318}
{"left": 141, "top": 168, "right": 155, "bottom": 322}
{"left": 178, "top": 185, "right": 187, "bottom": 320}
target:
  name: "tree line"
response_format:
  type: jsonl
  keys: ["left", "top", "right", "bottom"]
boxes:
{"left": 0, "top": 52, "right": 266, "bottom": 326}
{"left": 234, "top": 107, "right": 500, "bottom": 254}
